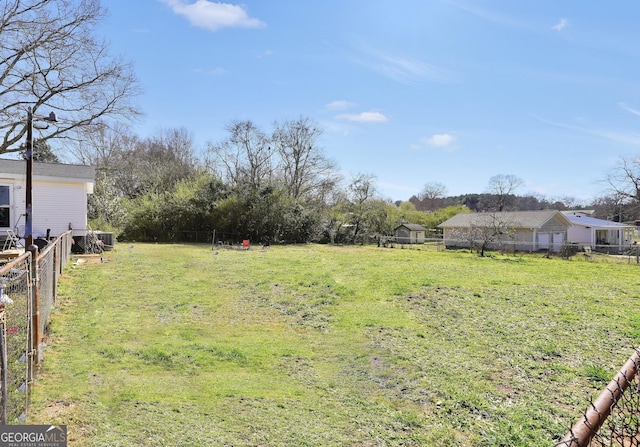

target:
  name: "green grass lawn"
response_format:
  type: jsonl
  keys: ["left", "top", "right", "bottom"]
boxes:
{"left": 27, "top": 244, "right": 640, "bottom": 446}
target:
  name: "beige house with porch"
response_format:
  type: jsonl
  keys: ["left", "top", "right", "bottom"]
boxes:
{"left": 438, "top": 210, "right": 571, "bottom": 252}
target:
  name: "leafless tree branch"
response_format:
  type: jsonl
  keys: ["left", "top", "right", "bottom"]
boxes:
{"left": 0, "top": 0, "right": 142, "bottom": 154}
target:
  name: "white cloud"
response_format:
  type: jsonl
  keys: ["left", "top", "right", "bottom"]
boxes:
{"left": 336, "top": 112, "right": 389, "bottom": 123}
{"left": 162, "top": 0, "right": 265, "bottom": 32}
{"left": 423, "top": 133, "right": 456, "bottom": 147}
{"left": 325, "top": 100, "right": 357, "bottom": 111}
{"left": 552, "top": 18, "right": 569, "bottom": 31}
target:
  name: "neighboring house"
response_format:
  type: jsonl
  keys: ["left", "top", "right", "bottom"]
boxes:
{"left": 394, "top": 223, "right": 427, "bottom": 244}
{"left": 562, "top": 211, "right": 636, "bottom": 251}
{"left": 438, "top": 210, "right": 572, "bottom": 252}
{"left": 0, "top": 158, "right": 95, "bottom": 243}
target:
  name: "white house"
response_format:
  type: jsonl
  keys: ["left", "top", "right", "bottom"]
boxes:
{"left": 563, "top": 211, "right": 636, "bottom": 251}
{"left": 0, "top": 158, "right": 95, "bottom": 242}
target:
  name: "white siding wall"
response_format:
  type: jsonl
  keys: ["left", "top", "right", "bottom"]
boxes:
{"left": 10, "top": 177, "right": 88, "bottom": 238}
{"left": 567, "top": 226, "right": 593, "bottom": 246}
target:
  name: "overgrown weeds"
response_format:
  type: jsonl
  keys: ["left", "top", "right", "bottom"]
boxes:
{"left": 28, "top": 244, "right": 640, "bottom": 446}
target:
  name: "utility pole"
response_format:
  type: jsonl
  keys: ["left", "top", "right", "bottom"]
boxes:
{"left": 23, "top": 107, "right": 57, "bottom": 249}
{"left": 25, "top": 107, "right": 34, "bottom": 248}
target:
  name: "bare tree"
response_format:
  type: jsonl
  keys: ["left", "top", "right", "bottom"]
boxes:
{"left": 558, "top": 196, "right": 583, "bottom": 209}
{"left": 448, "top": 213, "right": 516, "bottom": 256}
{"left": 208, "top": 120, "right": 273, "bottom": 189}
{"left": 420, "top": 182, "right": 447, "bottom": 200}
{"left": 271, "top": 116, "right": 339, "bottom": 202}
{"left": 486, "top": 174, "right": 524, "bottom": 211}
{"left": 135, "top": 127, "right": 197, "bottom": 193}
{"left": 416, "top": 181, "right": 448, "bottom": 211}
{"left": 69, "top": 121, "right": 136, "bottom": 167}
{"left": 604, "top": 156, "right": 640, "bottom": 202}
{"left": 0, "top": 0, "right": 141, "bottom": 154}
{"left": 598, "top": 156, "right": 640, "bottom": 221}
{"left": 76, "top": 126, "right": 196, "bottom": 199}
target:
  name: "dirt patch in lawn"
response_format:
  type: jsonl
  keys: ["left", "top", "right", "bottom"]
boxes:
{"left": 71, "top": 254, "right": 107, "bottom": 265}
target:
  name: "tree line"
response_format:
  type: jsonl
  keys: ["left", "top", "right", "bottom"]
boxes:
{"left": 410, "top": 174, "right": 640, "bottom": 225}
{"left": 76, "top": 119, "right": 466, "bottom": 244}
{"left": 3, "top": 1, "right": 640, "bottom": 246}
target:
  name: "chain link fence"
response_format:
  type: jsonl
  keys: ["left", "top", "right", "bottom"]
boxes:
{"left": 441, "top": 237, "right": 640, "bottom": 260}
{"left": 0, "top": 255, "right": 31, "bottom": 424}
{"left": 556, "top": 347, "right": 640, "bottom": 446}
{"left": 0, "top": 231, "right": 74, "bottom": 424}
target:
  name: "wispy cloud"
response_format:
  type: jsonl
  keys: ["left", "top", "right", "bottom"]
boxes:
{"left": 422, "top": 133, "right": 457, "bottom": 147}
{"left": 552, "top": 18, "right": 569, "bottom": 31}
{"left": 337, "top": 112, "right": 389, "bottom": 123}
{"left": 619, "top": 102, "right": 640, "bottom": 117}
{"left": 376, "top": 53, "right": 453, "bottom": 84}
{"left": 533, "top": 114, "right": 640, "bottom": 146}
{"left": 161, "top": 0, "right": 265, "bottom": 32}
{"left": 325, "top": 100, "right": 357, "bottom": 111}
{"left": 442, "top": 0, "right": 532, "bottom": 29}
{"left": 194, "top": 67, "right": 226, "bottom": 76}
{"left": 351, "top": 39, "right": 457, "bottom": 85}
{"left": 589, "top": 129, "right": 640, "bottom": 146}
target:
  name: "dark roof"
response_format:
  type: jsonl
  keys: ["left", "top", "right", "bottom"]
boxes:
{"left": 0, "top": 158, "right": 95, "bottom": 181}
{"left": 438, "top": 210, "right": 570, "bottom": 229}
{"left": 396, "top": 223, "right": 427, "bottom": 231}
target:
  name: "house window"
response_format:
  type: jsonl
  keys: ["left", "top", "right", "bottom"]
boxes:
{"left": 0, "top": 186, "right": 10, "bottom": 228}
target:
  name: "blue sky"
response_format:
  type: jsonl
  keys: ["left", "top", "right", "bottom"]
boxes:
{"left": 97, "top": 1, "right": 640, "bottom": 202}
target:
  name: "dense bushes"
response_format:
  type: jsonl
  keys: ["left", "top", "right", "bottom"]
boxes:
{"left": 86, "top": 121, "right": 466, "bottom": 244}
{"left": 113, "top": 172, "right": 325, "bottom": 243}
{"left": 100, "top": 170, "right": 463, "bottom": 244}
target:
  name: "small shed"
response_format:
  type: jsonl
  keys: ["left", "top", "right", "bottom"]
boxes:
{"left": 0, "top": 158, "right": 95, "bottom": 242}
{"left": 394, "top": 223, "right": 427, "bottom": 244}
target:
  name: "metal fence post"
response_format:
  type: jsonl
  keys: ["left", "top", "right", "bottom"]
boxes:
{"left": 558, "top": 348, "right": 640, "bottom": 446}
{"left": 52, "top": 242, "right": 59, "bottom": 303}
{"left": 0, "top": 315, "right": 6, "bottom": 425}
{"left": 27, "top": 245, "right": 40, "bottom": 366}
